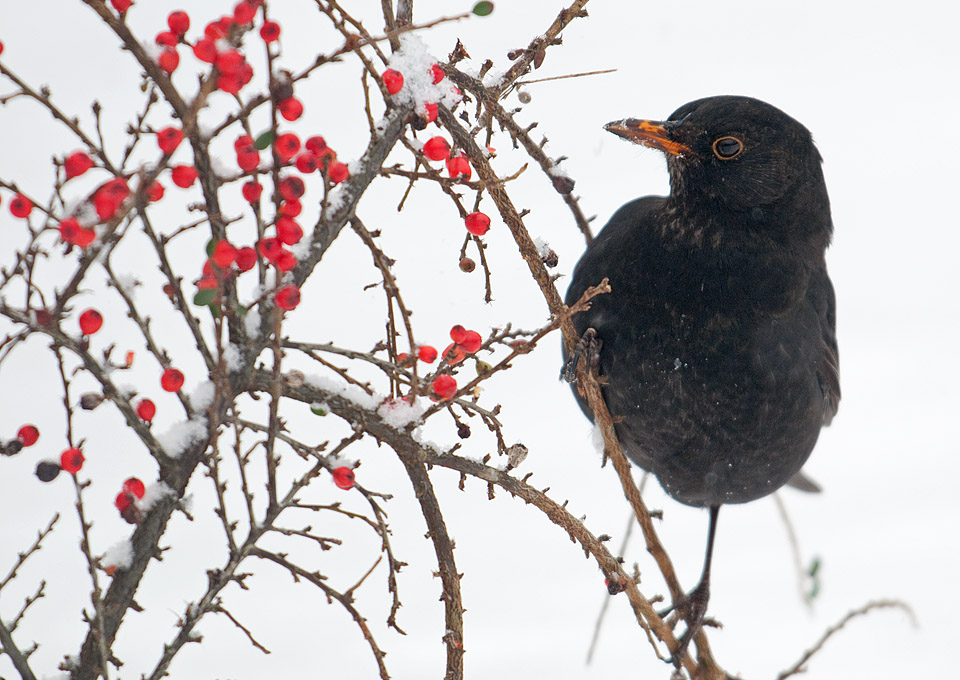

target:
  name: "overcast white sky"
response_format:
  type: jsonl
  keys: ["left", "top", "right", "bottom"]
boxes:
{"left": 2, "top": 1, "right": 958, "bottom": 679}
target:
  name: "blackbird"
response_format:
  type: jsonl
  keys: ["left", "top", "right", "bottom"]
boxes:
{"left": 563, "top": 95, "right": 839, "bottom": 659}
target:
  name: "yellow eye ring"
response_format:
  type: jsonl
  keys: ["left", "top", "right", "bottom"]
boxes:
{"left": 712, "top": 136, "right": 744, "bottom": 160}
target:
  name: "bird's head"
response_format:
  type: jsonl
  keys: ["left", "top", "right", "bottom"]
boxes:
{"left": 605, "top": 96, "right": 830, "bottom": 232}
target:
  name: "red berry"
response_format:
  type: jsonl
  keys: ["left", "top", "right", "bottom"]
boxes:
{"left": 423, "top": 102, "right": 438, "bottom": 123}
{"left": 276, "top": 217, "right": 303, "bottom": 245}
{"left": 17, "top": 425, "right": 39, "bottom": 447}
{"left": 418, "top": 345, "right": 438, "bottom": 363}
{"left": 257, "top": 236, "right": 282, "bottom": 261}
{"left": 93, "top": 178, "right": 130, "bottom": 220}
{"left": 192, "top": 37, "right": 218, "bottom": 63}
{"left": 275, "top": 284, "right": 301, "bottom": 310}
{"left": 382, "top": 69, "right": 404, "bottom": 95}
{"left": 422, "top": 137, "right": 450, "bottom": 161}
{"left": 450, "top": 325, "right": 468, "bottom": 344}
{"left": 234, "top": 134, "right": 255, "bottom": 152}
{"left": 294, "top": 152, "right": 319, "bottom": 174}
{"left": 431, "top": 374, "right": 458, "bottom": 400}
{"left": 215, "top": 50, "right": 243, "bottom": 74}
{"left": 136, "top": 398, "right": 156, "bottom": 422}
{"left": 79, "top": 309, "right": 103, "bottom": 335}
{"left": 60, "top": 447, "right": 85, "bottom": 474}
{"left": 236, "top": 150, "right": 259, "bottom": 172}
{"left": 171, "top": 165, "right": 198, "bottom": 188}
{"left": 168, "top": 10, "right": 190, "bottom": 35}
{"left": 233, "top": 0, "right": 257, "bottom": 24}
{"left": 447, "top": 155, "right": 471, "bottom": 179}
{"left": 274, "top": 249, "right": 297, "bottom": 272}
{"left": 260, "top": 20, "right": 280, "bottom": 42}
{"left": 205, "top": 17, "right": 231, "bottom": 40}
{"left": 0, "top": 41, "right": 4, "bottom": 57}
{"left": 110, "top": 0, "right": 132, "bottom": 12}
{"left": 442, "top": 342, "right": 466, "bottom": 365}
{"left": 74, "top": 228, "right": 97, "bottom": 248}
{"left": 235, "top": 246, "right": 257, "bottom": 271}
{"left": 331, "top": 466, "right": 355, "bottom": 490}
{"left": 157, "top": 126, "right": 183, "bottom": 154}
{"left": 279, "top": 176, "right": 305, "bottom": 200}
{"left": 156, "top": 31, "right": 178, "bottom": 48}
{"left": 64, "top": 151, "right": 94, "bottom": 179}
{"left": 274, "top": 133, "right": 301, "bottom": 161}
{"left": 460, "top": 330, "right": 483, "bottom": 353}
{"left": 158, "top": 48, "right": 180, "bottom": 74}
{"left": 278, "top": 97, "right": 303, "bottom": 121}
{"left": 59, "top": 218, "right": 80, "bottom": 243}
{"left": 146, "top": 181, "right": 165, "bottom": 202}
{"left": 431, "top": 64, "right": 445, "bottom": 84}
{"left": 160, "top": 367, "right": 185, "bottom": 392}
{"left": 305, "top": 136, "right": 327, "bottom": 153}
{"left": 464, "top": 211, "right": 491, "bottom": 236}
{"left": 328, "top": 161, "right": 349, "bottom": 184}
{"left": 115, "top": 491, "right": 134, "bottom": 512}
{"left": 279, "top": 199, "right": 302, "bottom": 217}
{"left": 9, "top": 194, "right": 32, "bottom": 218}
{"left": 123, "top": 477, "right": 146, "bottom": 499}
{"left": 212, "top": 239, "right": 237, "bottom": 268}
{"left": 242, "top": 180, "right": 263, "bottom": 202}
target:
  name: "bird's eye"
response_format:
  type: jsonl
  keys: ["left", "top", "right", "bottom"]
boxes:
{"left": 712, "top": 136, "right": 743, "bottom": 160}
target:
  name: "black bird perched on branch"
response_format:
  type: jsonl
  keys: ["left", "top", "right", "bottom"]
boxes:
{"left": 563, "top": 95, "right": 839, "bottom": 659}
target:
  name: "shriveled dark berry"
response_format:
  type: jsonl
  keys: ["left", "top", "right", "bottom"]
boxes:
{"left": 36, "top": 460, "right": 62, "bottom": 482}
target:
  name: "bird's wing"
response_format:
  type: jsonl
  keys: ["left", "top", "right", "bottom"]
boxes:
{"left": 811, "top": 266, "right": 840, "bottom": 425}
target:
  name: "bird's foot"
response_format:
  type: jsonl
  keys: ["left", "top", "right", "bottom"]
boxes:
{"left": 662, "top": 580, "right": 711, "bottom": 666}
{"left": 561, "top": 328, "right": 602, "bottom": 383}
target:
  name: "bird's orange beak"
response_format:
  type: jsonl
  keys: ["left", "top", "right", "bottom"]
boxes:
{"left": 604, "top": 119, "right": 690, "bottom": 157}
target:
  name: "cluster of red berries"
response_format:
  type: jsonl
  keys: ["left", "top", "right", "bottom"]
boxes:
{"left": 397, "top": 325, "right": 485, "bottom": 401}
{"left": 115, "top": 476, "right": 146, "bottom": 524}
{"left": 421, "top": 137, "right": 472, "bottom": 180}
{"left": 381, "top": 62, "right": 449, "bottom": 125}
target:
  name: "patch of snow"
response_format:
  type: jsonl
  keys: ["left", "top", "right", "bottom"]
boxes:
{"left": 102, "top": 539, "right": 134, "bottom": 570}
{"left": 533, "top": 237, "right": 552, "bottom": 259}
{"left": 190, "top": 380, "right": 215, "bottom": 411}
{"left": 304, "top": 373, "right": 380, "bottom": 411}
{"left": 210, "top": 156, "right": 234, "bottom": 178}
{"left": 244, "top": 307, "right": 261, "bottom": 337}
{"left": 546, "top": 163, "right": 570, "bottom": 178}
{"left": 114, "top": 273, "right": 140, "bottom": 299}
{"left": 156, "top": 419, "right": 207, "bottom": 458}
{"left": 590, "top": 423, "right": 606, "bottom": 457}
{"left": 377, "top": 397, "right": 427, "bottom": 429}
{"left": 224, "top": 343, "right": 242, "bottom": 370}
{"left": 140, "top": 481, "right": 175, "bottom": 512}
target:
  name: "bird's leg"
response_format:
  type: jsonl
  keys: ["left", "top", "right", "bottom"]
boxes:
{"left": 561, "top": 327, "right": 602, "bottom": 383}
{"left": 667, "top": 504, "right": 721, "bottom": 665}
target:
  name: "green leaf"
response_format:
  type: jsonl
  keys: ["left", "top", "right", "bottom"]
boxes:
{"left": 311, "top": 402, "right": 328, "bottom": 416}
{"left": 472, "top": 1, "right": 494, "bottom": 16}
{"left": 193, "top": 288, "right": 217, "bottom": 306}
{"left": 205, "top": 238, "right": 216, "bottom": 258}
{"left": 807, "top": 556, "right": 821, "bottom": 577}
{"left": 235, "top": 304, "right": 248, "bottom": 317}
{"left": 254, "top": 130, "right": 275, "bottom": 150}
{"left": 208, "top": 302, "right": 222, "bottom": 319}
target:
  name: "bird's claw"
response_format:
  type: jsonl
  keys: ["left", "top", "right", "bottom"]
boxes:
{"left": 662, "top": 580, "right": 711, "bottom": 666}
{"left": 561, "top": 328, "right": 602, "bottom": 383}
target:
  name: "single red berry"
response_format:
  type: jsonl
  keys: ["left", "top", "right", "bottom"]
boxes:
{"left": 382, "top": 69, "right": 404, "bottom": 95}
{"left": 294, "top": 152, "right": 319, "bottom": 174}
{"left": 59, "top": 217, "right": 81, "bottom": 244}
{"left": 450, "top": 325, "right": 468, "bottom": 344}
{"left": 260, "top": 20, "right": 280, "bottom": 42}
{"left": 196, "top": 275, "right": 218, "bottom": 290}
{"left": 212, "top": 239, "right": 237, "bottom": 268}
{"left": 274, "top": 249, "right": 297, "bottom": 272}
{"left": 156, "top": 31, "right": 179, "bottom": 47}
{"left": 235, "top": 246, "right": 257, "bottom": 271}
{"left": 93, "top": 178, "right": 130, "bottom": 220}
{"left": 278, "top": 97, "right": 304, "bottom": 121}
{"left": 233, "top": 0, "right": 257, "bottom": 24}
{"left": 242, "top": 180, "right": 263, "bottom": 202}
{"left": 17, "top": 425, "right": 39, "bottom": 447}
{"left": 10, "top": 194, "right": 32, "bottom": 219}
{"left": 79, "top": 309, "right": 103, "bottom": 335}
{"left": 60, "top": 447, "right": 85, "bottom": 474}
{"left": 110, "top": 0, "right": 132, "bottom": 12}
{"left": 275, "top": 284, "right": 301, "bottom": 311}
{"left": 158, "top": 48, "right": 180, "bottom": 74}
{"left": 422, "top": 137, "right": 450, "bottom": 161}
{"left": 396, "top": 352, "right": 411, "bottom": 366}
{"left": 171, "top": 165, "right": 197, "bottom": 188}
{"left": 431, "top": 64, "right": 445, "bottom": 84}
{"left": 123, "top": 477, "right": 146, "bottom": 499}
{"left": 64, "top": 151, "right": 94, "bottom": 179}
{"left": 215, "top": 49, "right": 243, "bottom": 74}
{"left": 460, "top": 330, "right": 483, "bottom": 353}
{"left": 75, "top": 227, "right": 97, "bottom": 248}
{"left": 146, "top": 181, "right": 165, "bottom": 202}
{"left": 328, "top": 161, "right": 349, "bottom": 184}
{"left": 0, "top": 41, "right": 4, "bottom": 57}
{"left": 305, "top": 136, "right": 327, "bottom": 153}
{"left": 423, "top": 102, "right": 438, "bottom": 124}
{"left": 464, "top": 211, "right": 491, "bottom": 236}
{"left": 257, "top": 236, "right": 282, "bottom": 261}
{"left": 431, "top": 374, "right": 458, "bottom": 400}
{"left": 418, "top": 345, "right": 438, "bottom": 363}
{"left": 447, "top": 155, "right": 471, "bottom": 179}
{"left": 167, "top": 10, "right": 190, "bottom": 35}
{"left": 331, "top": 466, "right": 356, "bottom": 490}
{"left": 136, "top": 398, "right": 156, "bottom": 422}
{"left": 236, "top": 150, "right": 259, "bottom": 172}
{"left": 279, "top": 199, "right": 302, "bottom": 217}
{"left": 192, "top": 37, "right": 218, "bottom": 63}
{"left": 276, "top": 217, "right": 303, "bottom": 245}
{"left": 274, "top": 133, "right": 301, "bottom": 161}
{"left": 157, "top": 127, "right": 183, "bottom": 154}
{"left": 234, "top": 134, "right": 255, "bottom": 152}
{"left": 115, "top": 491, "right": 134, "bottom": 512}
{"left": 160, "top": 367, "right": 185, "bottom": 392}
{"left": 279, "top": 176, "right": 305, "bottom": 200}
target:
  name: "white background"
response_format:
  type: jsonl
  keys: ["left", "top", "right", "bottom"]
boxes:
{"left": 1, "top": 1, "right": 957, "bottom": 679}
